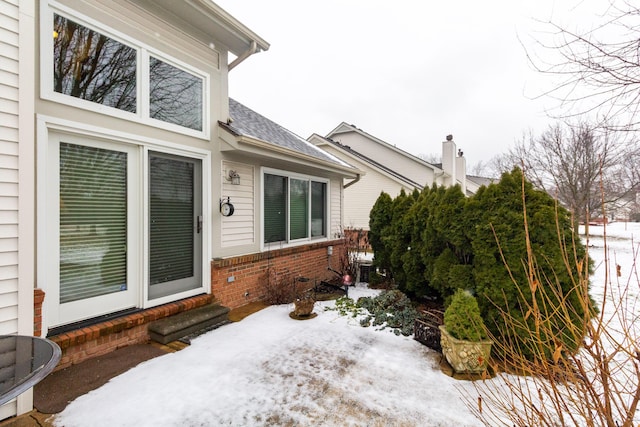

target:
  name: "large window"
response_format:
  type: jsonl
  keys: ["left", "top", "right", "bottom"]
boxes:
{"left": 149, "top": 57, "right": 203, "bottom": 131}
{"left": 311, "top": 181, "right": 326, "bottom": 237}
{"left": 49, "top": 12, "right": 207, "bottom": 135}
{"left": 264, "top": 174, "right": 287, "bottom": 243}
{"left": 264, "top": 172, "right": 327, "bottom": 244}
{"left": 53, "top": 15, "right": 137, "bottom": 112}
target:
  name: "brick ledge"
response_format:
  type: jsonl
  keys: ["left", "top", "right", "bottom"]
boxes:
{"left": 212, "top": 239, "right": 344, "bottom": 268}
{"left": 49, "top": 294, "right": 214, "bottom": 351}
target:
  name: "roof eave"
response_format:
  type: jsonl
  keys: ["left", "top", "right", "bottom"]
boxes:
{"left": 129, "top": 0, "right": 270, "bottom": 56}
{"left": 316, "top": 137, "right": 422, "bottom": 188}
{"left": 326, "top": 123, "right": 441, "bottom": 172}
{"left": 219, "top": 124, "right": 360, "bottom": 178}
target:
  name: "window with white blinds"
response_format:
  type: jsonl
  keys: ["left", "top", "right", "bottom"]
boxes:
{"left": 59, "top": 143, "right": 127, "bottom": 303}
{"left": 289, "top": 178, "right": 308, "bottom": 240}
{"left": 263, "top": 172, "right": 328, "bottom": 244}
{"left": 44, "top": 126, "right": 208, "bottom": 327}
{"left": 311, "top": 181, "right": 326, "bottom": 237}
{"left": 264, "top": 174, "right": 286, "bottom": 244}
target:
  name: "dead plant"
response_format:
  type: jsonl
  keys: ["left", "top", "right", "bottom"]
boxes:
{"left": 260, "top": 267, "right": 295, "bottom": 305}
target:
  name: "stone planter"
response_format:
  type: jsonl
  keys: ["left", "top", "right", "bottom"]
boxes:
{"left": 439, "top": 325, "right": 492, "bottom": 374}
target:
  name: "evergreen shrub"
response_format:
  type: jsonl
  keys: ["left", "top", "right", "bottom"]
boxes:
{"left": 368, "top": 191, "right": 393, "bottom": 274}
{"left": 443, "top": 289, "right": 487, "bottom": 341}
{"left": 357, "top": 290, "right": 418, "bottom": 336}
{"left": 369, "top": 168, "right": 594, "bottom": 361}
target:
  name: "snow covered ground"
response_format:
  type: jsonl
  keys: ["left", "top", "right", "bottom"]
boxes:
{"left": 54, "top": 222, "right": 640, "bottom": 427}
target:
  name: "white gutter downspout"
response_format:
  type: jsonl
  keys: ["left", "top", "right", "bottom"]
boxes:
{"left": 228, "top": 40, "right": 258, "bottom": 71}
{"left": 343, "top": 174, "right": 361, "bottom": 189}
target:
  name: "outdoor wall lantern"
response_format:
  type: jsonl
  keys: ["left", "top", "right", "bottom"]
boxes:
{"left": 226, "top": 169, "right": 240, "bottom": 185}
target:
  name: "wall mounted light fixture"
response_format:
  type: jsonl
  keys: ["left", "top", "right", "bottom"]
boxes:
{"left": 225, "top": 169, "right": 240, "bottom": 185}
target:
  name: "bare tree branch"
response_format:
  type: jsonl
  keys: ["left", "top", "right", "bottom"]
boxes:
{"left": 499, "top": 122, "right": 639, "bottom": 224}
{"left": 527, "top": 1, "right": 640, "bottom": 132}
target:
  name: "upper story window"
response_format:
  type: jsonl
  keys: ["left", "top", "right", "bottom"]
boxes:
{"left": 263, "top": 170, "right": 328, "bottom": 245}
{"left": 54, "top": 14, "right": 137, "bottom": 113}
{"left": 45, "top": 5, "right": 209, "bottom": 138}
{"left": 149, "top": 57, "right": 203, "bottom": 131}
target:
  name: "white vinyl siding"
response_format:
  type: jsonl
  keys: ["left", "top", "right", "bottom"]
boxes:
{"left": 345, "top": 166, "right": 413, "bottom": 230}
{"left": 0, "top": 0, "right": 19, "bottom": 337}
{"left": 331, "top": 131, "right": 435, "bottom": 187}
{"left": 330, "top": 179, "right": 342, "bottom": 236}
{"left": 221, "top": 161, "right": 254, "bottom": 247}
{"left": 339, "top": 154, "right": 415, "bottom": 231}
{"left": 317, "top": 143, "right": 415, "bottom": 231}
{"left": 1, "top": 0, "right": 23, "bottom": 418}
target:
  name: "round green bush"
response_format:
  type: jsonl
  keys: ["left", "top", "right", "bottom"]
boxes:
{"left": 467, "top": 168, "right": 593, "bottom": 358}
{"left": 443, "top": 289, "right": 488, "bottom": 341}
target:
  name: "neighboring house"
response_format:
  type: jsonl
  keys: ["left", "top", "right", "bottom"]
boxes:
{"left": 1, "top": 0, "right": 358, "bottom": 419}
{"left": 607, "top": 189, "right": 640, "bottom": 222}
{"left": 310, "top": 123, "right": 472, "bottom": 231}
{"left": 466, "top": 175, "right": 497, "bottom": 194}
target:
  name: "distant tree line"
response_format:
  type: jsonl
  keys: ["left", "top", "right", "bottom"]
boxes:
{"left": 490, "top": 122, "right": 640, "bottom": 227}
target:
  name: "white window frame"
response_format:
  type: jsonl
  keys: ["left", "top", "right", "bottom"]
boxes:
{"left": 40, "top": 1, "right": 210, "bottom": 140}
{"left": 45, "top": 131, "right": 140, "bottom": 326}
{"left": 37, "top": 115, "right": 212, "bottom": 331}
{"left": 261, "top": 167, "right": 330, "bottom": 251}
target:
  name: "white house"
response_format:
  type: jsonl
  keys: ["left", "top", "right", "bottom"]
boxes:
{"left": 0, "top": 0, "right": 359, "bottom": 419}
{"left": 310, "top": 123, "right": 477, "bottom": 231}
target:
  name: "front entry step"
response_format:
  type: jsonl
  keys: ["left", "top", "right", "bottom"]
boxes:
{"left": 148, "top": 304, "right": 230, "bottom": 345}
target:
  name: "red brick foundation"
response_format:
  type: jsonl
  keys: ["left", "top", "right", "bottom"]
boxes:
{"left": 49, "top": 294, "right": 213, "bottom": 370}
{"left": 211, "top": 239, "right": 347, "bottom": 309}
{"left": 34, "top": 288, "right": 45, "bottom": 337}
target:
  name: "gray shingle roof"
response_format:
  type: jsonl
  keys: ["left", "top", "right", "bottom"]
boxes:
{"left": 467, "top": 175, "right": 497, "bottom": 187}
{"left": 226, "top": 98, "right": 350, "bottom": 167}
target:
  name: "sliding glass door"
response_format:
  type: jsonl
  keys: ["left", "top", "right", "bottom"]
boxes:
{"left": 48, "top": 132, "right": 206, "bottom": 327}
{"left": 54, "top": 135, "right": 139, "bottom": 325}
{"left": 148, "top": 152, "right": 202, "bottom": 299}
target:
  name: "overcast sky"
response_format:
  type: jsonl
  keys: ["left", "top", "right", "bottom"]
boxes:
{"left": 215, "top": 0, "right": 608, "bottom": 169}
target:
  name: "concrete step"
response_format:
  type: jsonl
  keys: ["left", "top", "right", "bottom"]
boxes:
{"left": 177, "top": 320, "right": 231, "bottom": 345}
{"left": 148, "top": 304, "right": 230, "bottom": 345}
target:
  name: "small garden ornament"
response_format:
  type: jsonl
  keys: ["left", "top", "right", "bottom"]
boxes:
{"left": 290, "top": 285, "right": 317, "bottom": 320}
{"left": 439, "top": 289, "right": 492, "bottom": 374}
{"left": 293, "top": 296, "right": 315, "bottom": 317}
